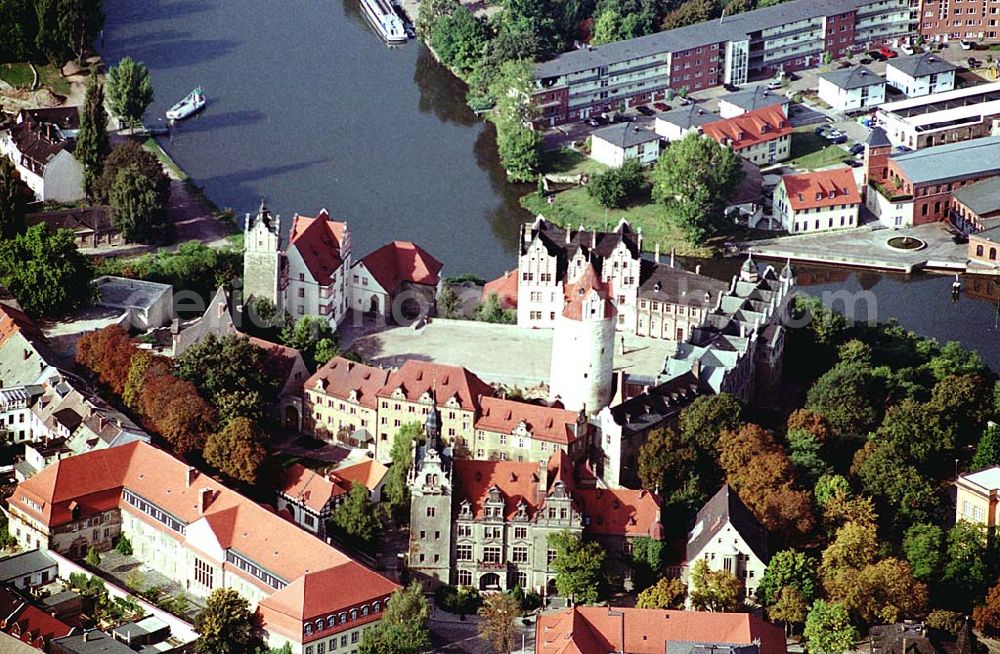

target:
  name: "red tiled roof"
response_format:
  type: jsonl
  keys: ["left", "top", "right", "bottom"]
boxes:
{"left": 702, "top": 106, "right": 791, "bottom": 152}
{"left": 305, "top": 357, "right": 390, "bottom": 409}
{"left": 562, "top": 264, "right": 615, "bottom": 320}
{"left": 288, "top": 209, "right": 347, "bottom": 285}
{"left": 475, "top": 397, "right": 581, "bottom": 445}
{"left": 482, "top": 270, "right": 518, "bottom": 309}
{"left": 452, "top": 459, "right": 544, "bottom": 520}
{"left": 574, "top": 488, "right": 661, "bottom": 537}
{"left": 278, "top": 463, "right": 349, "bottom": 512}
{"left": 0, "top": 303, "right": 46, "bottom": 349}
{"left": 246, "top": 336, "right": 308, "bottom": 396}
{"left": 0, "top": 587, "right": 73, "bottom": 646}
{"left": 332, "top": 459, "right": 389, "bottom": 492}
{"left": 376, "top": 360, "right": 492, "bottom": 413}
{"left": 780, "top": 167, "right": 861, "bottom": 211}
{"left": 536, "top": 607, "right": 787, "bottom": 654}
{"left": 357, "top": 241, "right": 443, "bottom": 293}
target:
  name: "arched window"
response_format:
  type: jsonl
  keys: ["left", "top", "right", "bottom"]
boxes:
{"left": 350, "top": 609, "right": 358, "bottom": 620}
{"left": 991, "top": 247, "right": 997, "bottom": 261}
{"left": 305, "top": 624, "right": 313, "bottom": 636}
{"left": 458, "top": 569, "right": 473, "bottom": 586}
{"left": 373, "top": 601, "right": 381, "bottom": 613}
{"left": 316, "top": 619, "right": 324, "bottom": 632}
{"left": 362, "top": 605, "right": 369, "bottom": 616}
{"left": 327, "top": 615, "right": 336, "bottom": 629}
{"left": 977, "top": 244, "right": 985, "bottom": 257}
{"left": 339, "top": 612, "right": 347, "bottom": 623}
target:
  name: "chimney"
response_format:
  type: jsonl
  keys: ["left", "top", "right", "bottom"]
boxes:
{"left": 83, "top": 631, "right": 90, "bottom": 642}
{"left": 566, "top": 227, "right": 571, "bottom": 244}
{"left": 186, "top": 467, "right": 198, "bottom": 487}
{"left": 654, "top": 243, "right": 660, "bottom": 263}
{"left": 691, "top": 356, "right": 701, "bottom": 377}
{"left": 199, "top": 487, "right": 213, "bottom": 514}
{"left": 592, "top": 229, "right": 597, "bottom": 248}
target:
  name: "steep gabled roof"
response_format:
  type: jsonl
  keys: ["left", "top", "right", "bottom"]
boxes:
{"left": 575, "top": 488, "right": 661, "bottom": 537}
{"left": 258, "top": 561, "right": 399, "bottom": 623}
{"left": 305, "top": 357, "right": 390, "bottom": 409}
{"left": 356, "top": 241, "right": 443, "bottom": 293}
{"left": 452, "top": 459, "right": 544, "bottom": 520}
{"left": 288, "top": 209, "right": 346, "bottom": 285}
{"left": 482, "top": 270, "right": 518, "bottom": 309}
{"left": 781, "top": 168, "right": 861, "bottom": 211}
{"left": 686, "top": 484, "right": 768, "bottom": 564}
{"left": 278, "top": 463, "right": 349, "bottom": 512}
{"left": 702, "top": 106, "right": 791, "bottom": 151}
{"left": 476, "top": 397, "right": 581, "bottom": 445}
{"left": 332, "top": 459, "right": 389, "bottom": 492}
{"left": 376, "top": 360, "right": 492, "bottom": 413}
{"left": 562, "top": 263, "right": 615, "bottom": 320}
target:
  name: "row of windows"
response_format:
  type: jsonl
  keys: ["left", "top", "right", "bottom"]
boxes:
{"left": 305, "top": 629, "right": 364, "bottom": 654}
{"left": 226, "top": 549, "right": 287, "bottom": 590}
{"left": 303, "top": 600, "right": 387, "bottom": 637}
{"left": 123, "top": 490, "right": 186, "bottom": 535}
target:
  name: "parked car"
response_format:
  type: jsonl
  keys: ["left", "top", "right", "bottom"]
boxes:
{"left": 653, "top": 102, "right": 670, "bottom": 112}
{"left": 968, "top": 57, "right": 980, "bottom": 68}
{"left": 960, "top": 40, "right": 973, "bottom": 50}
{"left": 677, "top": 97, "right": 692, "bottom": 106}
{"left": 845, "top": 159, "right": 863, "bottom": 168}
{"left": 723, "top": 83, "right": 739, "bottom": 92}
{"left": 825, "top": 130, "right": 847, "bottom": 144}
{"left": 814, "top": 125, "right": 828, "bottom": 135}
{"left": 879, "top": 46, "right": 898, "bottom": 58}
{"left": 585, "top": 117, "right": 603, "bottom": 127}
{"left": 867, "top": 50, "right": 887, "bottom": 62}
{"left": 900, "top": 43, "right": 915, "bottom": 55}
{"left": 636, "top": 105, "right": 655, "bottom": 116}
{"left": 766, "top": 79, "right": 782, "bottom": 90}
{"left": 849, "top": 143, "right": 865, "bottom": 156}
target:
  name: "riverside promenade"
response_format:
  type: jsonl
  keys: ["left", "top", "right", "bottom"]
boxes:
{"left": 741, "top": 222, "right": 973, "bottom": 274}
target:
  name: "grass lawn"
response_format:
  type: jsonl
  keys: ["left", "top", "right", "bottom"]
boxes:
{"left": 520, "top": 185, "right": 714, "bottom": 258}
{"left": 539, "top": 148, "right": 609, "bottom": 177}
{"left": 0, "top": 62, "right": 71, "bottom": 96}
{"left": 143, "top": 137, "right": 188, "bottom": 180}
{"left": 788, "top": 130, "right": 850, "bottom": 169}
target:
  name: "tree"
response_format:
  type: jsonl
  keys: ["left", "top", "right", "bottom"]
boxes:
{"left": 629, "top": 536, "right": 664, "bottom": 590}
{"left": 85, "top": 546, "right": 101, "bottom": 567}
{"left": 0, "top": 0, "right": 39, "bottom": 62}
{"left": 0, "top": 155, "right": 27, "bottom": 239}
{"left": 495, "top": 121, "right": 540, "bottom": 182}
{"left": 96, "top": 140, "right": 170, "bottom": 206}
{"left": 110, "top": 164, "right": 168, "bottom": 243}
{"left": 853, "top": 440, "right": 939, "bottom": 533}
{"left": 204, "top": 417, "right": 268, "bottom": 485}
{"left": 106, "top": 57, "right": 154, "bottom": 128}
{"left": 123, "top": 351, "right": 170, "bottom": 412}
{"left": 973, "top": 580, "right": 1000, "bottom": 636}
{"left": 679, "top": 393, "right": 744, "bottom": 452}
{"left": 478, "top": 592, "right": 520, "bottom": 654}
{"left": 194, "top": 588, "right": 259, "bottom": 654}
{"left": 651, "top": 131, "right": 744, "bottom": 243}
{"left": 940, "top": 521, "right": 998, "bottom": 612}
{"left": 57, "top": 0, "right": 104, "bottom": 64}
{"left": 438, "top": 286, "right": 460, "bottom": 318}
{"left": 140, "top": 373, "right": 215, "bottom": 453}
{"left": 828, "top": 558, "right": 928, "bottom": 625}
{"left": 688, "top": 559, "right": 741, "bottom": 612}
{"left": 902, "top": 523, "right": 945, "bottom": 583}
{"left": 819, "top": 521, "right": 877, "bottom": 584}
{"left": 77, "top": 69, "right": 110, "bottom": 197}
{"left": 636, "top": 577, "right": 686, "bottom": 609}
{"left": 76, "top": 325, "right": 137, "bottom": 396}
{"left": 803, "top": 601, "right": 858, "bottom": 654}
{"left": 587, "top": 159, "right": 645, "bottom": 209}
{"left": 280, "top": 315, "right": 339, "bottom": 369}
{"left": 474, "top": 293, "right": 516, "bottom": 324}
{"left": 384, "top": 423, "right": 422, "bottom": 521}
{"left": 757, "top": 550, "right": 817, "bottom": 607}
{"left": 34, "top": 0, "right": 69, "bottom": 67}
{"left": 331, "top": 483, "right": 383, "bottom": 551}
{"left": 805, "top": 361, "right": 878, "bottom": 439}
{"left": 416, "top": 0, "right": 456, "bottom": 40}
{"left": 115, "top": 534, "right": 133, "bottom": 556}
{"left": 0, "top": 224, "right": 92, "bottom": 317}
{"left": 637, "top": 425, "right": 707, "bottom": 518}
{"left": 769, "top": 587, "right": 808, "bottom": 636}
{"left": 431, "top": 6, "right": 488, "bottom": 74}
{"left": 661, "top": 0, "right": 715, "bottom": 30}
{"left": 929, "top": 341, "right": 986, "bottom": 381}
{"left": 972, "top": 424, "right": 1000, "bottom": 471}
{"left": 548, "top": 531, "right": 606, "bottom": 604}
{"left": 360, "top": 583, "right": 430, "bottom": 654}
{"left": 592, "top": 8, "right": 626, "bottom": 44}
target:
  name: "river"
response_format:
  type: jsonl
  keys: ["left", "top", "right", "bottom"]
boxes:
{"left": 98, "top": 0, "right": 1000, "bottom": 370}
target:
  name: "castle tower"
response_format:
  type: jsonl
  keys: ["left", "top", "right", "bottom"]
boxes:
{"left": 407, "top": 395, "right": 453, "bottom": 589}
{"left": 863, "top": 126, "right": 892, "bottom": 188}
{"left": 739, "top": 252, "right": 759, "bottom": 284}
{"left": 548, "top": 263, "right": 616, "bottom": 415}
{"left": 242, "top": 200, "right": 282, "bottom": 311}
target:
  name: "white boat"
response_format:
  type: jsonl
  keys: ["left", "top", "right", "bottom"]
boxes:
{"left": 360, "top": 0, "right": 408, "bottom": 44}
{"left": 166, "top": 87, "right": 206, "bottom": 121}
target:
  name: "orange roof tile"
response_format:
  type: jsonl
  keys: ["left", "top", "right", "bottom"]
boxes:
{"left": 562, "top": 264, "right": 615, "bottom": 320}
{"left": 376, "top": 360, "right": 492, "bottom": 413}
{"left": 574, "top": 488, "right": 661, "bottom": 537}
{"left": 452, "top": 459, "right": 544, "bottom": 520}
{"left": 356, "top": 241, "right": 443, "bottom": 293}
{"left": 305, "top": 357, "right": 390, "bottom": 409}
{"left": 288, "top": 209, "right": 347, "bottom": 286}
{"left": 701, "top": 106, "right": 791, "bottom": 152}
{"left": 536, "top": 607, "right": 787, "bottom": 654}
{"left": 780, "top": 168, "right": 861, "bottom": 211}
{"left": 482, "top": 270, "right": 518, "bottom": 309}
{"left": 278, "top": 463, "right": 349, "bottom": 512}
{"left": 259, "top": 562, "right": 399, "bottom": 623}
{"left": 476, "top": 397, "right": 581, "bottom": 445}
{"left": 332, "top": 459, "right": 389, "bottom": 492}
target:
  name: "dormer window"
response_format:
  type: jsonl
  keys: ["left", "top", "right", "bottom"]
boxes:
{"left": 828, "top": 190, "right": 836, "bottom": 199}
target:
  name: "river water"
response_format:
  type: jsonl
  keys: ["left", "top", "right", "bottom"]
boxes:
{"left": 99, "top": 0, "right": 1000, "bottom": 370}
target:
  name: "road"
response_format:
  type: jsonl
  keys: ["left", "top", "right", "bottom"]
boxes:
{"left": 428, "top": 614, "right": 535, "bottom": 654}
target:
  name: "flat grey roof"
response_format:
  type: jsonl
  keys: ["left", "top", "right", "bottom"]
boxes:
{"left": 52, "top": 631, "right": 135, "bottom": 654}
{"left": 592, "top": 123, "right": 661, "bottom": 149}
{"left": 93, "top": 275, "right": 171, "bottom": 311}
{"left": 535, "top": 0, "right": 864, "bottom": 78}
{"left": 952, "top": 176, "right": 1000, "bottom": 216}
{"left": 720, "top": 86, "right": 787, "bottom": 111}
{"left": 893, "top": 136, "right": 1000, "bottom": 185}
{"left": 656, "top": 104, "right": 718, "bottom": 129}
{"left": 974, "top": 223, "right": 1000, "bottom": 244}
{"left": 819, "top": 65, "right": 886, "bottom": 90}
{"left": 0, "top": 549, "right": 56, "bottom": 582}
{"left": 888, "top": 52, "right": 958, "bottom": 79}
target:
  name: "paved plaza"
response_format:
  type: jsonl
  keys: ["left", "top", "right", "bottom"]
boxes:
{"left": 348, "top": 319, "right": 676, "bottom": 390}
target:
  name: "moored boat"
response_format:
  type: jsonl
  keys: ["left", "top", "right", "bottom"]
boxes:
{"left": 360, "top": 0, "right": 407, "bottom": 44}
{"left": 166, "top": 87, "right": 206, "bottom": 121}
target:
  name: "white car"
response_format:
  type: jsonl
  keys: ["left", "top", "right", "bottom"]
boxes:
{"left": 960, "top": 40, "right": 973, "bottom": 50}
{"left": 766, "top": 80, "right": 782, "bottom": 90}
{"left": 900, "top": 43, "right": 915, "bottom": 55}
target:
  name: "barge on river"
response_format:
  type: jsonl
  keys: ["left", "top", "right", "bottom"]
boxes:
{"left": 360, "top": 0, "right": 408, "bottom": 44}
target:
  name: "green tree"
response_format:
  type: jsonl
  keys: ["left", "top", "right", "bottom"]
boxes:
{"left": 110, "top": 164, "right": 168, "bottom": 243}
{"left": 34, "top": 0, "right": 69, "bottom": 67}
{"left": 757, "top": 549, "right": 817, "bottom": 607}
{"left": 280, "top": 315, "right": 340, "bottom": 369}
{"left": 432, "top": 6, "right": 489, "bottom": 74}
{"left": 85, "top": 546, "right": 101, "bottom": 567}
{"left": 438, "top": 285, "right": 460, "bottom": 318}
{"left": 0, "top": 155, "right": 27, "bottom": 239}
{"left": 95, "top": 140, "right": 170, "bottom": 206}
{"left": 661, "top": 0, "right": 715, "bottom": 29}
{"left": 651, "top": 131, "right": 744, "bottom": 243}
{"left": 587, "top": 159, "right": 645, "bottom": 209}
{"left": 360, "top": 582, "right": 430, "bottom": 654}
{"left": 548, "top": 530, "right": 606, "bottom": 604}
{"left": 929, "top": 341, "right": 986, "bottom": 381}
{"left": 77, "top": 69, "right": 110, "bottom": 197}
{"left": 495, "top": 121, "right": 540, "bottom": 182}
{"left": 194, "top": 588, "right": 259, "bottom": 654}
{"left": 384, "top": 423, "right": 422, "bottom": 521}
{"left": 805, "top": 361, "right": 878, "bottom": 439}
{"left": 971, "top": 424, "right": 1000, "bottom": 471}
{"left": 204, "top": 417, "right": 268, "bottom": 485}
{"left": 940, "top": 521, "right": 998, "bottom": 612}
{"left": 478, "top": 592, "right": 520, "bottom": 654}
{"left": 636, "top": 577, "right": 686, "bottom": 609}
{"left": 819, "top": 521, "right": 877, "bottom": 583}
{"left": 0, "top": 0, "right": 39, "bottom": 62}
{"left": 57, "top": 0, "right": 104, "bottom": 64}
{"left": 769, "top": 586, "right": 808, "bottom": 636}
{"left": 416, "top": 0, "right": 456, "bottom": 40}
{"left": 629, "top": 536, "right": 664, "bottom": 590}
{"left": 331, "top": 483, "right": 383, "bottom": 552}
{"left": 853, "top": 440, "right": 939, "bottom": 533}
{"left": 803, "top": 601, "right": 858, "bottom": 654}
{"left": 688, "top": 559, "right": 741, "bottom": 612}
{"left": 591, "top": 8, "right": 626, "bottom": 44}
{"left": 902, "top": 523, "right": 945, "bottom": 583}
{"left": 827, "top": 558, "right": 928, "bottom": 625}
{"left": 0, "top": 224, "right": 92, "bottom": 317}
{"left": 107, "top": 57, "right": 154, "bottom": 128}
{"left": 679, "top": 393, "right": 744, "bottom": 452}
{"left": 474, "top": 292, "right": 516, "bottom": 324}
{"left": 115, "top": 534, "right": 133, "bottom": 556}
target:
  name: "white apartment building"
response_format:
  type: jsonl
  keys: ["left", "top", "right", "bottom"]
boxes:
{"left": 885, "top": 52, "right": 957, "bottom": 97}
{"left": 589, "top": 124, "right": 661, "bottom": 168}
{"left": 875, "top": 82, "right": 1000, "bottom": 150}
{"left": 817, "top": 66, "right": 887, "bottom": 112}
{"left": 773, "top": 168, "right": 862, "bottom": 233}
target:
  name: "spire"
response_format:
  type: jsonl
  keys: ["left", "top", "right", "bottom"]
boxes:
{"left": 739, "top": 251, "right": 758, "bottom": 283}
{"left": 780, "top": 257, "right": 795, "bottom": 282}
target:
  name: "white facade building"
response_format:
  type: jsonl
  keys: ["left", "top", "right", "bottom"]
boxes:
{"left": 773, "top": 168, "right": 862, "bottom": 233}
{"left": 589, "top": 124, "right": 661, "bottom": 168}
{"left": 874, "top": 82, "right": 1000, "bottom": 150}
{"left": 0, "top": 122, "right": 84, "bottom": 202}
{"left": 817, "top": 66, "right": 886, "bottom": 112}
{"left": 654, "top": 105, "right": 718, "bottom": 142}
{"left": 885, "top": 53, "right": 957, "bottom": 97}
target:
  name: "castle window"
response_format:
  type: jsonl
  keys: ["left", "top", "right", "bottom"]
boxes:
{"left": 195, "top": 558, "right": 214, "bottom": 589}
{"left": 483, "top": 547, "right": 502, "bottom": 564}
{"left": 427, "top": 507, "right": 436, "bottom": 517}
{"left": 458, "top": 570, "right": 473, "bottom": 586}
{"left": 514, "top": 527, "right": 527, "bottom": 540}
{"left": 457, "top": 544, "right": 473, "bottom": 560}
{"left": 512, "top": 546, "right": 528, "bottom": 563}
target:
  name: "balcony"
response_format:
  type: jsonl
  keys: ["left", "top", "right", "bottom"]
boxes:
{"left": 477, "top": 560, "right": 509, "bottom": 571}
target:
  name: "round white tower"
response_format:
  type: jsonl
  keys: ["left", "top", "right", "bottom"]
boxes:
{"left": 548, "top": 263, "right": 616, "bottom": 415}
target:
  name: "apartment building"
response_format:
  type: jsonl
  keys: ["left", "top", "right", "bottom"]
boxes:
{"left": 701, "top": 106, "right": 792, "bottom": 165}
{"left": 951, "top": 175, "right": 1000, "bottom": 233}
{"left": 589, "top": 124, "right": 662, "bottom": 168}
{"left": 472, "top": 396, "right": 589, "bottom": 463}
{"left": 817, "top": 66, "right": 887, "bottom": 112}
{"left": 875, "top": 82, "right": 1000, "bottom": 150}
{"left": 955, "top": 465, "right": 1000, "bottom": 527}
{"left": 8, "top": 442, "right": 399, "bottom": 654}
{"left": 718, "top": 86, "right": 790, "bottom": 119}
{"left": 885, "top": 52, "right": 957, "bottom": 96}
{"left": 773, "top": 168, "right": 862, "bottom": 233}
{"left": 918, "top": 0, "right": 1000, "bottom": 43}
{"left": 302, "top": 357, "right": 391, "bottom": 454}
{"left": 532, "top": 0, "right": 915, "bottom": 125}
